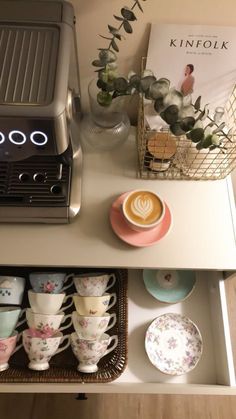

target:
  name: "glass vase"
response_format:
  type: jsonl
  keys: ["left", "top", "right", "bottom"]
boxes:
{"left": 81, "top": 79, "right": 130, "bottom": 150}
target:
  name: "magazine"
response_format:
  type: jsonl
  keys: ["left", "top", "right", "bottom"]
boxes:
{"left": 145, "top": 23, "right": 236, "bottom": 130}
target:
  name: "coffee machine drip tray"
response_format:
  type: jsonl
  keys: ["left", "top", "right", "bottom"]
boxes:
{"left": 0, "top": 143, "right": 82, "bottom": 223}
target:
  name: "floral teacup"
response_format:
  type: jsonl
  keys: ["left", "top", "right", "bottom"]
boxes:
{"left": 72, "top": 311, "right": 116, "bottom": 340}
{"left": 29, "top": 272, "right": 74, "bottom": 294}
{"left": 23, "top": 329, "right": 70, "bottom": 371}
{"left": 0, "top": 331, "right": 22, "bottom": 371}
{"left": 73, "top": 273, "right": 116, "bottom": 296}
{"left": 70, "top": 332, "right": 118, "bottom": 373}
{"left": 26, "top": 308, "right": 72, "bottom": 335}
{"left": 73, "top": 293, "right": 117, "bottom": 316}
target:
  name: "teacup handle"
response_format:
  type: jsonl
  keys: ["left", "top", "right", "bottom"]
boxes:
{"left": 61, "top": 273, "right": 74, "bottom": 293}
{"left": 106, "top": 313, "right": 117, "bottom": 332}
{"left": 59, "top": 314, "right": 73, "bottom": 332}
{"left": 16, "top": 308, "right": 27, "bottom": 328}
{"left": 55, "top": 335, "right": 70, "bottom": 355}
{"left": 103, "top": 335, "right": 118, "bottom": 357}
{"left": 105, "top": 274, "right": 116, "bottom": 292}
{"left": 107, "top": 293, "right": 117, "bottom": 311}
{"left": 59, "top": 295, "right": 73, "bottom": 313}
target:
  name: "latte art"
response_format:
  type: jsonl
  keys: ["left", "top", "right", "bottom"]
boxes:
{"left": 124, "top": 190, "right": 164, "bottom": 227}
{"left": 131, "top": 195, "right": 154, "bottom": 220}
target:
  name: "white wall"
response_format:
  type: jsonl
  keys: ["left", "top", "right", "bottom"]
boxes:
{"left": 72, "top": 0, "right": 236, "bottom": 116}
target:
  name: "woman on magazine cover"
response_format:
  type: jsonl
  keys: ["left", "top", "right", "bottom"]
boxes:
{"left": 180, "top": 64, "right": 195, "bottom": 96}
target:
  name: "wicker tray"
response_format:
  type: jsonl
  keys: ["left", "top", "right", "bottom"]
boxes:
{"left": 0, "top": 267, "right": 128, "bottom": 383}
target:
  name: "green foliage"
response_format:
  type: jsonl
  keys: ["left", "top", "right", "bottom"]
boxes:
{"left": 92, "top": 0, "right": 227, "bottom": 151}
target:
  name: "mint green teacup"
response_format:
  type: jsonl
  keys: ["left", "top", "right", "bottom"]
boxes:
{"left": 0, "top": 307, "right": 22, "bottom": 339}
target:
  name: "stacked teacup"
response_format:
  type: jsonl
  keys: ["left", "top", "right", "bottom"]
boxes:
{"left": 0, "top": 276, "right": 26, "bottom": 371}
{"left": 71, "top": 272, "right": 118, "bottom": 373}
{"left": 23, "top": 272, "right": 74, "bottom": 371}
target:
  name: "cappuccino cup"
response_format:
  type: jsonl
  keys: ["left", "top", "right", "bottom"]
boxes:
{"left": 121, "top": 189, "right": 165, "bottom": 232}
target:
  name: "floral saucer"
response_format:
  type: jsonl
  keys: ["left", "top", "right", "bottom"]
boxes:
{"left": 145, "top": 313, "right": 203, "bottom": 375}
{"left": 109, "top": 192, "right": 172, "bottom": 247}
{"left": 143, "top": 269, "right": 196, "bottom": 303}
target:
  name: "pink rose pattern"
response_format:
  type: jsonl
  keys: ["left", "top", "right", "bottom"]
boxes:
{"left": 145, "top": 313, "right": 202, "bottom": 375}
{"left": 40, "top": 281, "right": 58, "bottom": 293}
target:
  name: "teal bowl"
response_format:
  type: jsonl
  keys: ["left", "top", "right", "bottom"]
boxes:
{"left": 143, "top": 269, "right": 196, "bottom": 304}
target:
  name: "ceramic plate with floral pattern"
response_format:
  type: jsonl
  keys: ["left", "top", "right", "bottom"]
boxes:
{"left": 145, "top": 313, "right": 203, "bottom": 375}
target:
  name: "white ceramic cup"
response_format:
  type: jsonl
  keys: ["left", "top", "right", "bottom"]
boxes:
{"left": 72, "top": 311, "right": 117, "bottom": 340}
{"left": 70, "top": 332, "right": 118, "bottom": 373}
{"left": 0, "top": 276, "right": 25, "bottom": 305}
{"left": 73, "top": 273, "right": 116, "bottom": 296}
{"left": 0, "top": 331, "right": 22, "bottom": 371}
{"left": 26, "top": 308, "right": 72, "bottom": 335}
{"left": 121, "top": 189, "right": 165, "bottom": 232}
{"left": 28, "top": 290, "right": 73, "bottom": 315}
{"left": 29, "top": 272, "right": 74, "bottom": 294}
{"left": 23, "top": 330, "right": 70, "bottom": 371}
{"left": 73, "top": 293, "right": 117, "bottom": 316}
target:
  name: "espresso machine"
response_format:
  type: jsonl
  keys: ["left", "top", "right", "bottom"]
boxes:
{"left": 0, "top": 0, "right": 82, "bottom": 223}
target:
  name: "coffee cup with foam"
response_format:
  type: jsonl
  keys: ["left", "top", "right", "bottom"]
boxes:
{"left": 121, "top": 189, "right": 165, "bottom": 232}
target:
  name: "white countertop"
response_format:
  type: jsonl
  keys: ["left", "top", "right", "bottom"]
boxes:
{"left": 0, "top": 127, "right": 236, "bottom": 270}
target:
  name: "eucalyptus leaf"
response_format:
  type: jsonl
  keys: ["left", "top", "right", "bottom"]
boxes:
{"left": 179, "top": 117, "right": 195, "bottom": 132}
{"left": 140, "top": 75, "right": 156, "bottom": 92}
{"left": 111, "top": 39, "right": 119, "bottom": 52}
{"left": 154, "top": 97, "right": 165, "bottom": 113}
{"left": 194, "top": 96, "right": 201, "bottom": 111}
{"left": 212, "top": 122, "right": 226, "bottom": 134}
{"left": 114, "top": 77, "right": 128, "bottom": 92}
{"left": 123, "top": 20, "right": 133, "bottom": 33}
{"left": 92, "top": 59, "right": 105, "bottom": 67}
{"left": 108, "top": 25, "right": 119, "bottom": 35}
{"left": 98, "top": 49, "right": 117, "bottom": 63}
{"left": 121, "top": 7, "right": 137, "bottom": 21}
{"left": 188, "top": 128, "right": 205, "bottom": 143}
{"left": 196, "top": 141, "right": 204, "bottom": 150}
{"left": 163, "top": 89, "right": 183, "bottom": 109}
{"left": 99, "top": 35, "right": 112, "bottom": 40}
{"left": 113, "top": 15, "right": 124, "bottom": 21}
{"left": 201, "top": 135, "right": 213, "bottom": 148}
{"left": 129, "top": 74, "right": 141, "bottom": 90}
{"left": 169, "top": 122, "right": 186, "bottom": 136}
{"left": 160, "top": 105, "right": 179, "bottom": 125}
{"left": 148, "top": 80, "right": 170, "bottom": 100}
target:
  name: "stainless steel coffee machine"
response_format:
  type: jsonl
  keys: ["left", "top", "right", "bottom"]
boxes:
{"left": 0, "top": 0, "right": 82, "bottom": 223}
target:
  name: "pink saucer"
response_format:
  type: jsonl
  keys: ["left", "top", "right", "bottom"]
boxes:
{"left": 109, "top": 192, "right": 172, "bottom": 247}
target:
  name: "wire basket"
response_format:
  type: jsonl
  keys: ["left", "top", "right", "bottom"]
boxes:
{"left": 137, "top": 66, "right": 236, "bottom": 180}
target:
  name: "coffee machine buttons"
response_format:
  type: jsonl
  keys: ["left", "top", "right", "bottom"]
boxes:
{"left": 0, "top": 132, "right": 5, "bottom": 144}
{"left": 30, "top": 131, "right": 48, "bottom": 146}
{"left": 33, "top": 173, "right": 45, "bottom": 183}
{"left": 9, "top": 130, "right": 27, "bottom": 145}
{"left": 19, "top": 173, "right": 30, "bottom": 183}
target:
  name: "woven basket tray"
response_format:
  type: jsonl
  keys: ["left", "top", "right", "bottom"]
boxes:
{"left": 0, "top": 267, "right": 128, "bottom": 383}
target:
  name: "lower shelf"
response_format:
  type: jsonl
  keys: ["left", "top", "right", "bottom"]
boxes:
{"left": 0, "top": 269, "right": 235, "bottom": 395}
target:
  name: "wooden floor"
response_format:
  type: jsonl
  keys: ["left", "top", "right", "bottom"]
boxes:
{"left": 0, "top": 393, "right": 236, "bottom": 419}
